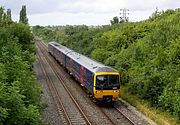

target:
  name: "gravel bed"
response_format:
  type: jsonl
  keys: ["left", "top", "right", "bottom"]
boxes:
{"left": 100, "top": 106, "right": 133, "bottom": 125}
{"left": 37, "top": 43, "right": 90, "bottom": 125}
{"left": 44, "top": 57, "right": 87, "bottom": 125}
{"left": 115, "top": 99, "right": 157, "bottom": 125}
{"left": 33, "top": 60, "right": 65, "bottom": 125}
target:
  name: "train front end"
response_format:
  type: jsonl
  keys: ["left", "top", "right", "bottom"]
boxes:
{"left": 94, "top": 72, "right": 120, "bottom": 102}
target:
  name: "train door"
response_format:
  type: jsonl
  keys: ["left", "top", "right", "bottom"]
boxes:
{"left": 60, "top": 52, "right": 63, "bottom": 64}
{"left": 54, "top": 49, "right": 57, "bottom": 59}
{"left": 66, "top": 56, "right": 69, "bottom": 70}
{"left": 59, "top": 51, "right": 61, "bottom": 63}
{"left": 62, "top": 54, "right": 66, "bottom": 67}
{"left": 70, "top": 58, "right": 73, "bottom": 75}
{"left": 52, "top": 46, "right": 55, "bottom": 56}
{"left": 80, "top": 66, "right": 84, "bottom": 86}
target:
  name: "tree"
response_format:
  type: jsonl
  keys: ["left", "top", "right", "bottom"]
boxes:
{"left": 6, "top": 9, "right": 12, "bottom": 21}
{"left": 19, "top": 5, "right": 28, "bottom": 24}
{"left": 2, "top": 13, "right": 6, "bottom": 21}
{"left": 0, "top": 7, "right": 4, "bottom": 22}
{"left": 0, "top": 5, "right": 43, "bottom": 125}
{"left": 110, "top": 16, "right": 119, "bottom": 25}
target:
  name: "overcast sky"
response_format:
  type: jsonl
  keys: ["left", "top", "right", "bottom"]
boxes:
{"left": 0, "top": 0, "right": 180, "bottom": 26}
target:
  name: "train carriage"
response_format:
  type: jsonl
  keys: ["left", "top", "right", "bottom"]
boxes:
{"left": 48, "top": 41, "right": 72, "bottom": 67}
{"left": 48, "top": 41, "right": 120, "bottom": 102}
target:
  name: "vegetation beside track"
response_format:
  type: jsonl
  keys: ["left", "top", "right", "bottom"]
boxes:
{"left": 120, "top": 86, "right": 178, "bottom": 125}
{"left": 0, "top": 6, "right": 43, "bottom": 125}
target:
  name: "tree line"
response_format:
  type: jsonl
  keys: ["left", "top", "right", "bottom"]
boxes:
{"left": 0, "top": 6, "right": 43, "bottom": 125}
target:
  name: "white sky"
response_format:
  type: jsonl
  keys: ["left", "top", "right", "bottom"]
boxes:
{"left": 0, "top": 0, "right": 180, "bottom": 26}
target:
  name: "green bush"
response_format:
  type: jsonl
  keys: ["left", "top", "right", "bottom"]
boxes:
{"left": 0, "top": 7, "right": 42, "bottom": 125}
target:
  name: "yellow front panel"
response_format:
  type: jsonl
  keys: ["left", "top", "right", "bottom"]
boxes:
{"left": 94, "top": 90, "right": 119, "bottom": 100}
{"left": 93, "top": 72, "right": 120, "bottom": 101}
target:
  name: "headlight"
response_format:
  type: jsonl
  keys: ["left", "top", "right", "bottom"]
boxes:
{"left": 96, "top": 90, "right": 103, "bottom": 94}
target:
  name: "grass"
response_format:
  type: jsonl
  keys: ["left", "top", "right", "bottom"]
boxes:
{"left": 120, "top": 85, "right": 180, "bottom": 125}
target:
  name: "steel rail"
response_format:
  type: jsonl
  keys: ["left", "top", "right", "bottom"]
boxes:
{"left": 36, "top": 44, "right": 72, "bottom": 125}
{"left": 114, "top": 106, "right": 137, "bottom": 125}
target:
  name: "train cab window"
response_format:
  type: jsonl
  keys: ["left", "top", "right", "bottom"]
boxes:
{"left": 96, "top": 75, "right": 120, "bottom": 90}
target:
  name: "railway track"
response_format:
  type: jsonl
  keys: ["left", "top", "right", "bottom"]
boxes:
{"left": 36, "top": 41, "right": 91, "bottom": 125}
{"left": 37, "top": 39, "right": 148, "bottom": 125}
{"left": 37, "top": 51, "right": 69, "bottom": 124}
{"left": 96, "top": 104, "right": 136, "bottom": 125}
{"left": 114, "top": 103, "right": 149, "bottom": 125}
{"left": 113, "top": 106, "right": 136, "bottom": 125}
{"left": 98, "top": 106, "right": 122, "bottom": 125}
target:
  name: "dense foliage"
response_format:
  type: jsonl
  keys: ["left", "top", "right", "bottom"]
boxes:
{"left": 33, "top": 9, "right": 180, "bottom": 120}
{"left": 0, "top": 7, "right": 42, "bottom": 125}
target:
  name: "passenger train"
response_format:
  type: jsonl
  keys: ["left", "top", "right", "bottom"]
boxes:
{"left": 48, "top": 41, "right": 120, "bottom": 102}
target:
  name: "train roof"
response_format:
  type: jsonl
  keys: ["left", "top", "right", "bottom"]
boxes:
{"left": 49, "top": 41, "right": 118, "bottom": 74}
{"left": 48, "top": 41, "right": 73, "bottom": 54}
{"left": 67, "top": 51, "right": 117, "bottom": 73}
